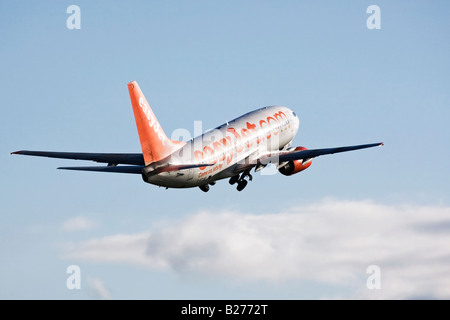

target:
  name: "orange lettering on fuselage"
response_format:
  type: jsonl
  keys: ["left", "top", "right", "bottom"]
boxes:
{"left": 259, "top": 119, "right": 271, "bottom": 140}
{"left": 267, "top": 116, "right": 278, "bottom": 136}
{"left": 195, "top": 110, "right": 289, "bottom": 171}
{"left": 221, "top": 137, "right": 233, "bottom": 165}
{"left": 227, "top": 128, "right": 243, "bottom": 153}
{"left": 194, "top": 150, "right": 206, "bottom": 170}
{"left": 203, "top": 145, "right": 216, "bottom": 165}
{"left": 212, "top": 141, "right": 225, "bottom": 162}
{"left": 246, "top": 122, "right": 261, "bottom": 144}
{"left": 240, "top": 128, "right": 252, "bottom": 148}
{"left": 198, "top": 163, "right": 223, "bottom": 178}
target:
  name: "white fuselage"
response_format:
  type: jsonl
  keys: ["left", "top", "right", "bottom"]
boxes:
{"left": 147, "top": 106, "right": 300, "bottom": 188}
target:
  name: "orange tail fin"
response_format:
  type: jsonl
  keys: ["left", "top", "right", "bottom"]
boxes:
{"left": 128, "top": 81, "right": 184, "bottom": 165}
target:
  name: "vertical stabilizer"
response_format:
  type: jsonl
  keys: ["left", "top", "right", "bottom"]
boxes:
{"left": 128, "top": 81, "right": 184, "bottom": 165}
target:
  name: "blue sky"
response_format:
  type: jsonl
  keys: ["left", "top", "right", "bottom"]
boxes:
{"left": 1, "top": 1, "right": 450, "bottom": 299}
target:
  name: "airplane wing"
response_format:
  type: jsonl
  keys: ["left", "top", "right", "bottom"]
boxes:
{"left": 10, "top": 150, "right": 145, "bottom": 165}
{"left": 259, "top": 142, "right": 384, "bottom": 164}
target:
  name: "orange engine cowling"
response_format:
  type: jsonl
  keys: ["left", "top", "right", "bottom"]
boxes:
{"left": 278, "top": 146, "right": 312, "bottom": 176}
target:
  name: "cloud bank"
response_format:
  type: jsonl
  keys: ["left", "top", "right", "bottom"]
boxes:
{"left": 62, "top": 199, "right": 450, "bottom": 299}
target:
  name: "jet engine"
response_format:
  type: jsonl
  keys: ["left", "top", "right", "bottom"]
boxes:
{"left": 278, "top": 146, "right": 312, "bottom": 176}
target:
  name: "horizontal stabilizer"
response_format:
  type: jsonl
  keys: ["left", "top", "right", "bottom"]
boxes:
{"left": 58, "top": 166, "right": 145, "bottom": 174}
{"left": 59, "top": 163, "right": 214, "bottom": 175}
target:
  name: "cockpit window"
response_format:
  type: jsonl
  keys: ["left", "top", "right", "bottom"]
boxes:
{"left": 292, "top": 111, "right": 297, "bottom": 117}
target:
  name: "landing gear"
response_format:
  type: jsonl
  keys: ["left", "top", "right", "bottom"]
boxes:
{"left": 236, "top": 179, "right": 248, "bottom": 192}
{"left": 235, "top": 169, "right": 253, "bottom": 192}
{"left": 202, "top": 169, "right": 255, "bottom": 192}
{"left": 229, "top": 175, "right": 239, "bottom": 185}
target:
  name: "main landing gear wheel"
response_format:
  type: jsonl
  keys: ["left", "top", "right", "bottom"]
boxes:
{"left": 229, "top": 175, "right": 239, "bottom": 185}
{"left": 199, "top": 184, "right": 210, "bottom": 192}
{"left": 236, "top": 179, "right": 248, "bottom": 192}
{"left": 233, "top": 168, "right": 253, "bottom": 191}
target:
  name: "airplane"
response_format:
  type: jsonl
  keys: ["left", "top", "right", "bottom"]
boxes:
{"left": 11, "top": 81, "right": 383, "bottom": 192}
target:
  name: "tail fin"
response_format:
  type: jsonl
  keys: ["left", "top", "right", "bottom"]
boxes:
{"left": 128, "top": 81, "right": 184, "bottom": 165}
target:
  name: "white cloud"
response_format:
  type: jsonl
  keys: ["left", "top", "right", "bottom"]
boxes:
{"left": 61, "top": 216, "right": 95, "bottom": 232}
{"left": 62, "top": 199, "right": 450, "bottom": 299}
{"left": 63, "top": 232, "right": 153, "bottom": 267}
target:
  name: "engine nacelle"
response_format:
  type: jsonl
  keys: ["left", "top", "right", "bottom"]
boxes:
{"left": 278, "top": 146, "right": 312, "bottom": 176}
